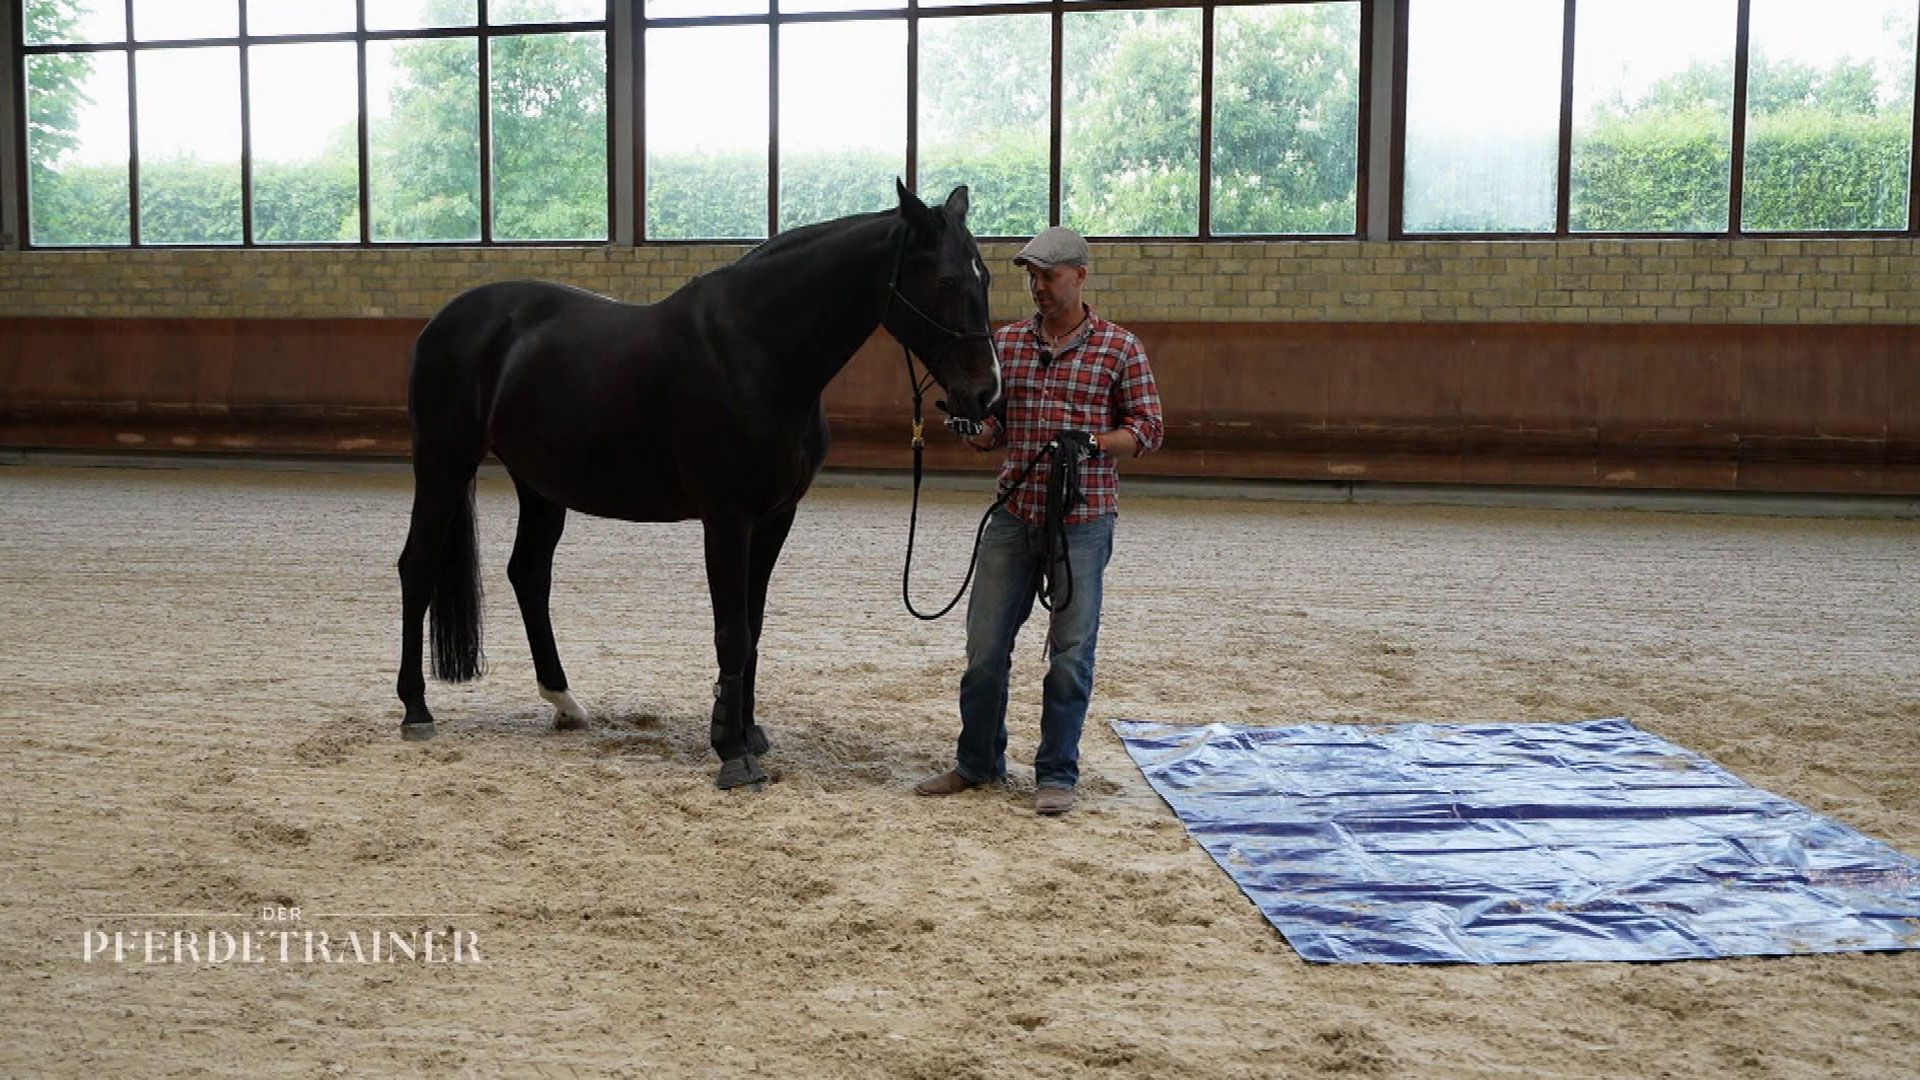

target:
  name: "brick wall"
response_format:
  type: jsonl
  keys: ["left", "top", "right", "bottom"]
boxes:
{"left": 3, "top": 238, "right": 1915, "bottom": 324}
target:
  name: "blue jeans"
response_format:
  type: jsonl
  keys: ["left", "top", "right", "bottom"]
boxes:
{"left": 955, "top": 509, "right": 1115, "bottom": 790}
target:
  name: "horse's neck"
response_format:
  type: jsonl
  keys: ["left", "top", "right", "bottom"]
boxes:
{"left": 727, "top": 215, "right": 897, "bottom": 400}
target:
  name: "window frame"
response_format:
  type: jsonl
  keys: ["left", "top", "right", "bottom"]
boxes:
{"left": 630, "top": 0, "right": 1372, "bottom": 244}
{"left": 7, "top": 0, "right": 1373, "bottom": 246}
{"left": 9, "top": 0, "right": 614, "bottom": 248}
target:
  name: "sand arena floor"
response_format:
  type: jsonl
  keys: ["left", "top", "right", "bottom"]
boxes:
{"left": 0, "top": 462, "right": 1915, "bottom": 1078}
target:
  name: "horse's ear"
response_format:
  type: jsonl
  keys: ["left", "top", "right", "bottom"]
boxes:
{"left": 943, "top": 186, "right": 970, "bottom": 224}
{"left": 895, "top": 178, "right": 940, "bottom": 238}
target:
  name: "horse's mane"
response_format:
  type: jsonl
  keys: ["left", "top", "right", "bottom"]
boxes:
{"left": 738, "top": 209, "right": 896, "bottom": 264}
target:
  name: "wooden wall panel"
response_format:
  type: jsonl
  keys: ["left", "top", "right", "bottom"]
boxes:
{"left": 1888, "top": 348, "right": 1920, "bottom": 492}
{"left": 0, "top": 318, "right": 419, "bottom": 454}
{"left": 2, "top": 317, "right": 1915, "bottom": 494}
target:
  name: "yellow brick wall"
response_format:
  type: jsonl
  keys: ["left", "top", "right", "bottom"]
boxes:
{"left": 1, "top": 238, "right": 1915, "bottom": 324}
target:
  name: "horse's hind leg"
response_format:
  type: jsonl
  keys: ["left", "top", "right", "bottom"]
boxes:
{"left": 396, "top": 463, "right": 482, "bottom": 740}
{"left": 507, "top": 475, "right": 586, "bottom": 730}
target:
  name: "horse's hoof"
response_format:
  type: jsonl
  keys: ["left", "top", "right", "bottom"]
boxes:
{"left": 715, "top": 755, "right": 768, "bottom": 791}
{"left": 400, "top": 722, "right": 437, "bottom": 742}
{"left": 745, "top": 725, "right": 772, "bottom": 756}
{"left": 541, "top": 687, "right": 588, "bottom": 730}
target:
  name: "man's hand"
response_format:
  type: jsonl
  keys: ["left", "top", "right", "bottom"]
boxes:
{"left": 1053, "top": 429, "right": 1099, "bottom": 461}
{"left": 943, "top": 415, "right": 996, "bottom": 451}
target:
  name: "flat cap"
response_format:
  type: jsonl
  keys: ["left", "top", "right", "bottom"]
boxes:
{"left": 1012, "top": 226, "right": 1090, "bottom": 270}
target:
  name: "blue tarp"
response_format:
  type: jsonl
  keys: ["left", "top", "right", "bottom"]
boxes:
{"left": 1110, "top": 717, "right": 1920, "bottom": 964}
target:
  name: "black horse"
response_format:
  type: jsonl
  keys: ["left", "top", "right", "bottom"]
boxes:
{"left": 395, "top": 183, "right": 1000, "bottom": 789}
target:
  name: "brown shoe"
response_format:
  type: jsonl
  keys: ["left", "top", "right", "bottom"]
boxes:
{"left": 914, "top": 769, "right": 983, "bottom": 796}
{"left": 1035, "top": 786, "right": 1075, "bottom": 816}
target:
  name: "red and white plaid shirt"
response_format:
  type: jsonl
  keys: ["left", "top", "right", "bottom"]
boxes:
{"left": 975, "top": 306, "right": 1165, "bottom": 525}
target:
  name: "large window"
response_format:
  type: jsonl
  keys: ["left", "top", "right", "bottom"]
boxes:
{"left": 367, "top": 36, "right": 482, "bottom": 242}
{"left": 15, "top": 0, "right": 1370, "bottom": 244}
{"left": 1401, "top": 0, "right": 1920, "bottom": 236}
{"left": 136, "top": 46, "right": 244, "bottom": 245}
{"left": 778, "top": 20, "right": 907, "bottom": 232}
{"left": 14, "top": 0, "right": 1918, "bottom": 246}
{"left": 18, "top": 0, "right": 609, "bottom": 246}
{"left": 251, "top": 42, "right": 359, "bottom": 244}
{"left": 1742, "top": 0, "right": 1916, "bottom": 232}
{"left": 1062, "top": 9, "right": 1203, "bottom": 237}
{"left": 492, "top": 30, "right": 608, "bottom": 240}
{"left": 685, "top": 1, "right": 1366, "bottom": 240}
{"left": 918, "top": 14, "right": 1051, "bottom": 239}
{"left": 24, "top": 48, "right": 129, "bottom": 245}
{"left": 635, "top": 1, "right": 1364, "bottom": 241}
{"left": 1569, "top": 0, "right": 1737, "bottom": 233}
{"left": 644, "top": 24, "right": 767, "bottom": 240}
{"left": 1402, "top": 0, "right": 1562, "bottom": 233}
{"left": 1212, "top": 1, "right": 1361, "bottom": 234}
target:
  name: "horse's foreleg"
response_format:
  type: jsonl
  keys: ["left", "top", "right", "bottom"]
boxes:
{"left": 737, "top": 507, "right": 798, "bottom": 758}
{"left": 507, "top": 477, "right": 585, "bottom": 730}
{"left": 703, "top": 516, "right": 765, "bottom": 790}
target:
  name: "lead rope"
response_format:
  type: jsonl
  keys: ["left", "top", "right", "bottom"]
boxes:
{"left": 901, "top": 342, "right": 1003, "bottom": 621}
{"left": 1034, "top": 432, "right": 1090, "bottom": 613}
{"left": 900, "top": 343, "right": 1088, "bottom": 621}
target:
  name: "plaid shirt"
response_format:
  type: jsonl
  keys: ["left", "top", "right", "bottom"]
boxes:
{"left": 975, "top": 306, "right": 1165, "bottom": 525}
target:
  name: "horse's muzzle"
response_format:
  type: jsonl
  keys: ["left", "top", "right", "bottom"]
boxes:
{"left": 959, "top": 384, "right": 999, "bottom": 420}
{"left": 937, "top": 383, "right": 997, "bottom": 422}
{"left": 936, "top": 386, "right": 996, "bottom": 421}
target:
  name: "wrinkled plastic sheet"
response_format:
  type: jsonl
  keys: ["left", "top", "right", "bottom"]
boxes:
{"left": 1110, "top": 717, "right": 1920, "bottom": 964}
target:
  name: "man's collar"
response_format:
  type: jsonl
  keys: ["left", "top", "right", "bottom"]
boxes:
{"left": 1028, "top": 303, "right": 1095, "bottom": 348}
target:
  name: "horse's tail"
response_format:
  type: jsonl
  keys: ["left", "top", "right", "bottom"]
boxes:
{"left": 428, "top": 477, "right": 486, "bottom": 683}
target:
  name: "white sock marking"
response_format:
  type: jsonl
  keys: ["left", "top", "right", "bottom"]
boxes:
{"left": 540, "top": 687, "right": 587, "bottom": 722}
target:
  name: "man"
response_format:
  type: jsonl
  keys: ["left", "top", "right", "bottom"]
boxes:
{"left": 915, "top": 226, "right": 1165, "bottom": 816}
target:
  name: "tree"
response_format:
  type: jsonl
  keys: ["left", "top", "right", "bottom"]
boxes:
{"left": 23, "top": 0, "right": 129, "bottom": 245}
{"left": 1210, "top": 3, "right": 1361, "bottom": 234}
{"left": 489, "top": 28, "right": 608, "bottom": 240}
{"left": 365, "top": 0, "right": 608, "bottom": 240}
{"left": 371, "top": 35, "right": 482, "bottom": 241}
{"left": 23, "top": 2, "right": 88, "bottom": 167}
{"left": 1061, "top": 9, "right": 1203, "bottom": 236}
{"left": 917, "top": 15, "right": 1051, "bottom": 237}
{"left": 646, "top": 149, "right": 767, "bottom": 240}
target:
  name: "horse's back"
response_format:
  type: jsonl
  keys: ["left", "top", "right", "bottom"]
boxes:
{"left": 410, "top": 280, "right": 630, "bottom": 431}
{"left": 414, "top": 280, "right": 624, "bottom": 370}
{"left": 416, "top": 281, "right": 711, "bottom": 518}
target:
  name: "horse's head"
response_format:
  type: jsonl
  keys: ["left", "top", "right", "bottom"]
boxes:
{"left": 885, "top": 181, "right": 1001, "bottom": 422}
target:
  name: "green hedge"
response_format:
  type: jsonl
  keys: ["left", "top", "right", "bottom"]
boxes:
{"left": 27, "top": 112, "right": 1915, "bottom": 245}
{"left": 1573, "top": 107, "right": 1913, "bottom": 232}
{"left": 1572, "top": 109, "right": 1732, "bottom": 233}
{"left": 1740, "top": 109, "right": 1914, "bottom": 231}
